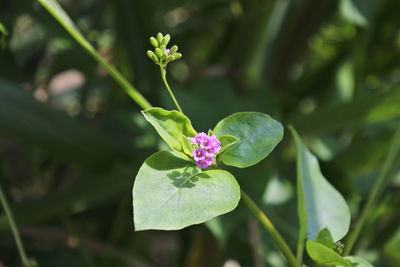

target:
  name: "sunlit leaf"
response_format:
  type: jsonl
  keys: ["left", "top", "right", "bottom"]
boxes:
{"left": 132, "top": 151, "right": 240, "bottom": 230}
{"left": 142, "top": 107, "right": 197, "bottom": 154}
{"left": 214, "top": 112, "right": 283, "bottom": 168}
{"left": 306, "top": 240, "right": 352, "bottom": 267}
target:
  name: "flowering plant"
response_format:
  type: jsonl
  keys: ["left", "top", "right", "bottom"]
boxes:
{"left": 132, "top": 33, "right": 284, "bottom": 231}
{"left": 4, "top": 0, "right": 398, "bottom": 265}
{"left": 130, "top": 34, "right": 374, "bottom": 267}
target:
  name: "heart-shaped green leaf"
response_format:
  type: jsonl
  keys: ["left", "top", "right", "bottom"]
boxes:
{"left": 306, "top": 240, "right": 352, "bottom": 267}
{"left": 132, "top": 151, "right": 241, "bottom": 230}
{"left": 213, "top": 112, "right": 283, "bottom": 168}
{"left": 142, "top": 108, "right": 197, "bottom": 154}
{"left": 289, "top": 126, "right": 350, "bottom": 243}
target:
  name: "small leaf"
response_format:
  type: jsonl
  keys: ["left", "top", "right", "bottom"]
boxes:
{"left": 133, "top": 151, "right": 241, "bottom": 230}
{"left": 142, "top": 108, "right": 197, "bottom": 154}
{"left": 306, "top": 240, "right": 352, "bottom": 267}
{"left": 213, "top": 112, "right": 283, "bottom": 168}
{"left": 218, "top": 135, "right": 239, "bottom": 155}
{"left": 316, "top": 228, "right": 335, "bottom": 249}
{"left": 181, "top": 136, "right": 194, "bottom": 156}
{"left": 289, "top": 126, "right": 350, "bottom": 242}
{"left": 343, "top": 256, "right": 374, "bottom": 267}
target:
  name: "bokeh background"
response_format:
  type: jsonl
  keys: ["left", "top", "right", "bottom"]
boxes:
{"left": 1, "top": 0, "right": 400, "bottom": 266}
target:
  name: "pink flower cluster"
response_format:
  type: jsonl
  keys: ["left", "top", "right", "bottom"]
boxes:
{"left": 190, "top": 132, "right": 221, "bottom": 169}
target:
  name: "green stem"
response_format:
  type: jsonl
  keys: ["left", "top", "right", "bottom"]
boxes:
{"left": 92, "top": 51, "right": 152, "bottom": 110}
{"left": 241, "top": 189, "right": 300, "bottom": 267}
{"left": 344, "top": 124, "right": 400, "bottom": 255}
{"left": 38, "top": 0, "right": 152, "bottom": 110}
{"left": 0, "top": 185, "right": 33, "bottom": 267}
{"left": 160, "top": 66, "right": 184, "bottom": 113}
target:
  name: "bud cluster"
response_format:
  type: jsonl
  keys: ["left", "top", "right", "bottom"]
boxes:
{"left": 334, "top": 242, "right": 344, "bottom": 254}
{"left": 190, "top": 132, "right": 221, "bottom": 169}
{"left": 147, "top": 33, "right": 182, "bottom": 67}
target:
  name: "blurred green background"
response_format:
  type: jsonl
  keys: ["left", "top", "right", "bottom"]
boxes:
{"left": 0, "top": 0, "right": 399, "bottom": 266}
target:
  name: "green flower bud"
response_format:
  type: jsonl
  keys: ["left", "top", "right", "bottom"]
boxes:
{"left": 149, "top": 37, "right": 158, "bottom": 48}
{"left": 162, "top": 34, "right": 170, "bottom": 46}
{"left": 170, "top": 45, "right": 178, "bottom": 53}
{"left": 155, "top": 48, "right": 163, "bottom": 59}
{"left": 158, "top": 45, "right": 166, "bottom": 59}
{"left": 172, "top": 53, "right": 182, "bottom": 60}
{"left": 147, "top": 50, "right": 159, "bottom": 63}
{"left": 156, "top": 33, "right": 163, "bottom": 45}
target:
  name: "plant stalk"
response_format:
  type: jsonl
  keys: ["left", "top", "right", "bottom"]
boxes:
{"left": 0, "top": 185, "right": 33, "bottom": 267}
{"left": 344, "top": 124, "right": 400, "bottom": 255}
{"left": 92, "top": 51, "right": 152, "bottom": 110}
{"left": 160, "top": 66, "right": 184, "bottom": 113}
{"left": 38, "top": 0, "right": 152, "bottom": 110}
{"left": 241, "top": 189, "right": 300, "bottom": 267}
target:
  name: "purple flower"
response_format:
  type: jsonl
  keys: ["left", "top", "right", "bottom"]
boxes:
{"left": 190, "top": 132, "right": 221, "bottom": 169}
{"left": 192, "top": 148, "right": 206, "bottom": 161}
{"left": 195, "top": 160, "right": 208, "bottom": 169}
{"left": 190, "top": 132, "right": 208, "bottom": 146}
{"left": 195, "top": 156, "right": 213, "bottom": 169}
{"left": 164, "top": 48, "right": 170, "bottom": 54}
{"left": 207, "top": 135, "right": 221, "bottom": 154}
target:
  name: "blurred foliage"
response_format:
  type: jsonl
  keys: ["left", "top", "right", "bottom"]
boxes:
{"left": 0, "top": 0, "right": 399, "bottom": 266}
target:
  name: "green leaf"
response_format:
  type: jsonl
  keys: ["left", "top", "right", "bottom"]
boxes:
{"left": 37, "top": 0, "right": 151, "bottom": 109}
{"left": 132, "top": 151, "right": 241, "bottom": 230}
{"left": 307, "top": 240, "right": 352, "bottom": 267}
{"left": 218, "top": 135, "right": 239, "bottom": 155}
{"left": 142, "top": 108, "right": 197, "bottom": 154}
{"left": 289, "top": 126, "right": 350, "bottom": 242}
{"left": 181, "top": 136, "right": 194, "bottom": 155}
{"left": 340, "top": 0, "right": 376, "bottom": 28}
{"left": 343, "top": 256, "right": 374, "bottom": 267}
{"left": 316, "top": 228, "right": 335, "bottom": 249}
{"left": 213, "top": 112, "right": 283, "bottom": 168}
